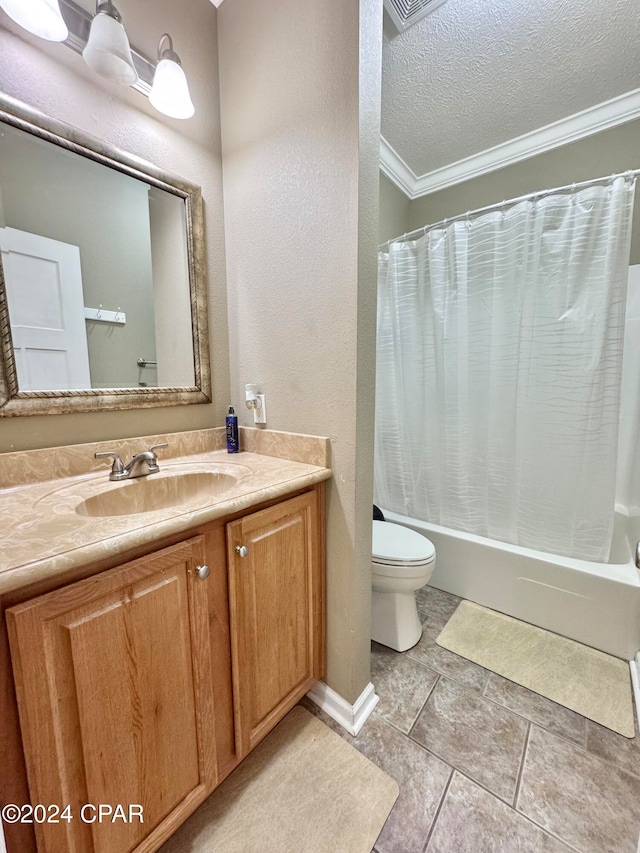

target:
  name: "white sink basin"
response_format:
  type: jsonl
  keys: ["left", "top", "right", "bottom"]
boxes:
{"left": 76, "top": 471, "right": 238, "bottom": 517}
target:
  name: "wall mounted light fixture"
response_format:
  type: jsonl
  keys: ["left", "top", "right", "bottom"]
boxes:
{"left": 149, "top": 34, "right": 194, "bottom": 120}
{"left": 82, "top": 0, "right": 137, "bottom": 86}
{"left": 0, "top": 0, "right": 195, "bottom": 119}
{"left": 0, "top": 0, "right": 68, "bottom": 42}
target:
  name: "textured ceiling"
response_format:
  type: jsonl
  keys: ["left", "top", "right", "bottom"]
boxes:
{"left": 382, "top": 0, "right": 640, "bottom": 177}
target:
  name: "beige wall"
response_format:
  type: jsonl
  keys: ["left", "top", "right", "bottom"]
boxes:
{"left": 409, "top": 119, "right": 640, "bottom": 263}
{"left": 0, "top": 0, "right": 229, "bottom": 451}
{"left": 218, "top": 0, "right": 382, "bottom": 704}
{"left": 379, "top": 171, "right": 410, "bottom": 244}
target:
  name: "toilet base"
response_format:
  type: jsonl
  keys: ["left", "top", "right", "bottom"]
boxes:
{"left": 371, "top": 589, "right": 423, "bottom": 652}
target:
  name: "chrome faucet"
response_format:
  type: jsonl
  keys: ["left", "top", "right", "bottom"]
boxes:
{"left": 95, "top": 443, "right": 168, "bottom": 481}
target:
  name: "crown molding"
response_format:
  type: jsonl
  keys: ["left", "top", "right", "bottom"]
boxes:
{"left": 381, "top": 88, "right": 640, "bottom": 200}
{"left": 379, "top": 137, "right": 417, "bottom": 197}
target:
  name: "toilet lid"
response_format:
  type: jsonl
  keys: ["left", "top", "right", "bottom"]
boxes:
{"left": 372, "top": 521, "right": 435, "bottom": 566}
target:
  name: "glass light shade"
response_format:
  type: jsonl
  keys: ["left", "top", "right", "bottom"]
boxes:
{"left": 0, "top": 0, "right": 68, "bottom": 41}
{"left": 82, "top": 11, "right": 137, "bottom": 85}
{"left": 149, "top": 59, "right": 195, "bottom": 120}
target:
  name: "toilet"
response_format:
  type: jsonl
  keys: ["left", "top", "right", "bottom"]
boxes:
{"left": 371, "top": 520, "right": 436, "bottom": 652}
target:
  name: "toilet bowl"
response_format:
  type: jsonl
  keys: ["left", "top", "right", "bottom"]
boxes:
{"left": 371, "top": 520, "right": 436, "bottom": 652}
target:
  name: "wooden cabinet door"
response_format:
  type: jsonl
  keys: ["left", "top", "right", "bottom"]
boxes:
{"left": 6, "top": 538, "right": 217, "bottom": 853}
{"left": 227, "top": 490, "right": 324, "bottom": 756}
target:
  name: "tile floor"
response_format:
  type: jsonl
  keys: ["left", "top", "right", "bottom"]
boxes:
{"left": 302, "top": 585, "right": 640, "bottom": 853}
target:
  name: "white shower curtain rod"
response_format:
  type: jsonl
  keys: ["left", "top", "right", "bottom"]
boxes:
{"left": 379, "top": 169, "right": 640, "bottom": 251}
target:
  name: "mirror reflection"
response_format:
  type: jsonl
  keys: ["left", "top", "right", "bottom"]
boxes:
{"left": 0, "top": 121, "right": 195, "bottom": 392}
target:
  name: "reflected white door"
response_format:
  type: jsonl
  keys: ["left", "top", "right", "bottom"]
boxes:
{"left": 0, "top": 227, "right": 91, "bottom": 390}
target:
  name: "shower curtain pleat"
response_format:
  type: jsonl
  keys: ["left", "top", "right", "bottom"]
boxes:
{"left": 374, "top": 177, "right": 636, "bottom": 562}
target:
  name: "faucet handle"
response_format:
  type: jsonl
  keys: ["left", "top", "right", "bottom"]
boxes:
{"left": 94, "top": 451, "right": 125, "bottom": 477}
{"left": 148, "top": 442, "right": 168, "bottom": 457}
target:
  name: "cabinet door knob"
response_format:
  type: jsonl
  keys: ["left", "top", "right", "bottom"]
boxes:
{"left": 235, "top": 545, "right": 249, "bottom": 558}
{"left": 195, "top": 564, "right": 210, "bottom": 579}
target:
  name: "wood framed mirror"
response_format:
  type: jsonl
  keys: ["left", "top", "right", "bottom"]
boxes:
{"left": 0, "top": 93, "right": 211, "bottom": 417}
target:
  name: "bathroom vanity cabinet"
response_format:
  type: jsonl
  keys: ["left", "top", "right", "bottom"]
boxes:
{"left": 228, "top": 491, "right": 324, "bottom": 757}
{"left": 0, "top": 484, "right": 326, "bottom": 853}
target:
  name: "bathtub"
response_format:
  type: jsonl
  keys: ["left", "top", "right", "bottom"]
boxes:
{"left": 381, "top": 508, "right": 640, "bottom": 660}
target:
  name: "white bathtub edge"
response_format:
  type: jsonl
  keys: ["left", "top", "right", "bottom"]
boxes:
{"left": 381, "top": 508, "right": 640, "bottom": 659}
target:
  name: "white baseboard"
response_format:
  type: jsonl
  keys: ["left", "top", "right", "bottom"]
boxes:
{"left": 306, "top": 680, "right": 379, "bottom": 736}
{"left": 630, "top": 654, "right": 640, "bottom": 735}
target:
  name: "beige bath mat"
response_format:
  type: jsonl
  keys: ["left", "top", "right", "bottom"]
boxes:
{"left": 436, "top": 601, "right": 635, "bottom": 738}
{"left": 159, "top": 705, "right": 399, "bottom": 853}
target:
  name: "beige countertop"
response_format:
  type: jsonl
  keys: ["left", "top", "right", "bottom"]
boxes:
{"left": 0, "top": 448, "right": 331, "bottom": 596}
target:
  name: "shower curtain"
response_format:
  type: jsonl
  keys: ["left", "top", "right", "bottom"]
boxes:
{"left": 374, "top": 176, "right": 636, "bottom": 562}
